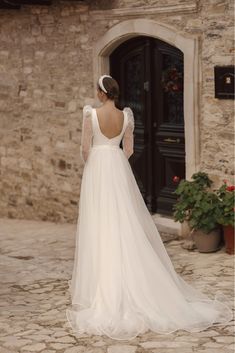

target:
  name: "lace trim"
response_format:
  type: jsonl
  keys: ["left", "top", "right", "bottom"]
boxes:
{"left": 122, "top": 107, "right": 135, "bottom": 159}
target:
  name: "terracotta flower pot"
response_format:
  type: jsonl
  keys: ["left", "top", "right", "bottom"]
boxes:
{"left": 192, "top": 227, "right": 222, "bottom": 253}
{"left": 223, "top": 225, "right": 235, "bottom": 255}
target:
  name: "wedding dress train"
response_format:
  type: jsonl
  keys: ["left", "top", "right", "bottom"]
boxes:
{"left": 66, "top": 105, "right": 233, "bottom": 340}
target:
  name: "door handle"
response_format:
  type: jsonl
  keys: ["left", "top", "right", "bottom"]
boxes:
{"left": 144, "top": 81, "right": 149, "bottom": 91}
{"left": 163, "top": 138, "right": 180, "bottom": 143}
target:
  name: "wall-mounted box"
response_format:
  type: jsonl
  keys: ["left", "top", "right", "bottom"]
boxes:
{"left": 214, "top": 65, "right": 234, "bottom": 99}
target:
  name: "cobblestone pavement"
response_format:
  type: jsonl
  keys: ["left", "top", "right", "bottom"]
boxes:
{"left": 0, "top": 218, "right": 234, "bottom": 353}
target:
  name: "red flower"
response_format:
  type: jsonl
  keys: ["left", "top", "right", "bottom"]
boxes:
{"left": 223, "top": 179, "right": 228, "bottom": 184}
{"left": 226, "top": 185, "right": 235, "bottom": 191}
{"left": 173, "top": 176, "right": 180, "bottom": 183}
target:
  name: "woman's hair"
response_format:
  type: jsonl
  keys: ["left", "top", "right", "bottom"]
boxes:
{"left": 97, "top": 76, "right": 119, "bottom": 101}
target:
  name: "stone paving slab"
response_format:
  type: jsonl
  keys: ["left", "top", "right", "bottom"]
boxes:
{"left": 0, "top": 218, "right": 234, "bottom": 353}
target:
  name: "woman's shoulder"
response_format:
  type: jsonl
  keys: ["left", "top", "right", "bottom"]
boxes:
{"left": 95, "top": 106, "right": 124, "bottom": 117}
{"left": 83, "top": 104, "right": 93, "bottom": 110}
{"left": 123, "top": 107, "right": 134, "bottom": 122}
{"left": 123, "top": 106, "right": 134, "bottom": 113}
{"left": 83, "top": 104, "right": 93, "bottom": 117}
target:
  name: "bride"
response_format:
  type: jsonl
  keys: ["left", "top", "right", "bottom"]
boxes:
{"left": 66, "top": 74, "right": 233, "bottom": 340}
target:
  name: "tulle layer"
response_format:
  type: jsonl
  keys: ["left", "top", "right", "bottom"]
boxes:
{"left": 66, "top": 144, "right": 233, "bottom": 340}
{"left": 66, "top": 283, "right": 233, "bottom": 341}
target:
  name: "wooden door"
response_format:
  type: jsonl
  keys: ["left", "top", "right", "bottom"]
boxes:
{"left": 110, "top": 36, "right": 185, "bottom": 215}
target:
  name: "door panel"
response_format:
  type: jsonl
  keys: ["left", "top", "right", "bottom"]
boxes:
{"left": 110, "top": 36, "right": 185, "bottom": 215}
{"left": 152, "top": 38, "right": 185, "bottom": 214}
{"left": 110, "top": 38, "right": 151, "bottom": 203}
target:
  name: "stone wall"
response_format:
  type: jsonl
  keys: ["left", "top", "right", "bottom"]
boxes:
{"left": 0, "top": 0, "right": 234, "bottom": 222}
{"left": 199, "top": 1, "right": 234, "bottom": 179}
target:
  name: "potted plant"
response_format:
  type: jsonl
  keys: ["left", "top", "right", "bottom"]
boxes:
{"left": 172, "top": 172, "right": 222, "bottom": 253}
{"left": 215, "top": 180, "right": 235, "bottom": 254}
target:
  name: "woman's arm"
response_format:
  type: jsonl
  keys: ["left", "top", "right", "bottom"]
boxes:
{"left": 80, "top": 105, "right": 93, "bottom": 163}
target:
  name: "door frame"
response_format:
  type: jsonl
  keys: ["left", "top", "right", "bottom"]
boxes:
{"left": 92, "top": 19, "right": 201, "bottom": 236}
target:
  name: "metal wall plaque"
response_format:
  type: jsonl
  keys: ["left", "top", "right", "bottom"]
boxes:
{"left": 214, "top": 65, "right": 234, "bottom": 99}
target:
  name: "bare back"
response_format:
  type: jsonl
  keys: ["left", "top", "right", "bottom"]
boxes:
{"left": 95, "top": 107, "right": 125, "bottom": 139}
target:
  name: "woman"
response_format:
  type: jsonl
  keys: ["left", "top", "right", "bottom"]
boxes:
{"left": 66, "top": 74, "right": 233, "bottom": 340}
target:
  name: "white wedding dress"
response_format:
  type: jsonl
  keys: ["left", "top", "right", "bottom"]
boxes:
{"left": 66, "top": 105, "right": 233, "bottom": 340}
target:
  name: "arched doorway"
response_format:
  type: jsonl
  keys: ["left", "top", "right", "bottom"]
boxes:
{"left": 93, "top": 19, "right": 200, "bottom": 232}
{"left": 110, "top": 36, "right": 185, "bottom": 215}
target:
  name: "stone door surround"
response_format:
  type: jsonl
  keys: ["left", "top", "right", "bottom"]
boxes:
{"left": 93, "top": 19, "right": 201, "bottom": 181}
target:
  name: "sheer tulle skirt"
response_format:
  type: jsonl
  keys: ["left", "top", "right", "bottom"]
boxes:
{"left": 66, "top": 145, "right": 233, "bottom": 340}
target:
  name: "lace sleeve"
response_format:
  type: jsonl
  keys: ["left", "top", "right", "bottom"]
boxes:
{"left": 122, "top": 107, "right": 135, "bottom": 159}
{"left": 80, "top": 105, "right": 93, "bottom": 163}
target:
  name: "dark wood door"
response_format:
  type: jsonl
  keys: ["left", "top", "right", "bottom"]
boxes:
{"left": 110, "top": 36, "right": 185, "bottom": 215}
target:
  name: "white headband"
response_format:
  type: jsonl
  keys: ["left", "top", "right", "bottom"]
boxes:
{"left": 98, "top": 74, "right": 112, "bottom": 93}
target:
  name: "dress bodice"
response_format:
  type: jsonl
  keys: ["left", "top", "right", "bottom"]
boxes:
{"left": 80, "top": 104, "right": 135, "bottom": 163}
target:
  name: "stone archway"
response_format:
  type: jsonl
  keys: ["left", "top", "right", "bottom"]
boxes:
{"left": 93, "top": 19, "right": 200, "bottom": 235}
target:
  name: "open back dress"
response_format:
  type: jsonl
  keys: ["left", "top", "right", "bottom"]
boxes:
{"left": 66, "top": 105, "right": 233, "bottom": 340}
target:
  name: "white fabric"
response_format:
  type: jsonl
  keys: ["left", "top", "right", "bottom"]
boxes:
{"left": 66, "top": 105, "right": 233, "bottom": 340}
{"left": 79, "top": 105, "right": 134, "bottom": 163}
{"left": 79, "top": 105, "right": 94, "bottom": 164}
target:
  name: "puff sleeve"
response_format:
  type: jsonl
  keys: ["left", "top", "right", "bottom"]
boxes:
{"left": 80, "top": 105, "right": 93, "bottom": 164}
{"left": 122, "top": 107, "right": 135, "bottom": 159}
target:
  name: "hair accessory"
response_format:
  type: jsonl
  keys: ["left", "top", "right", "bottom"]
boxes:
{"left": 98, "top": 74, "right": 112, "bottom": 93}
